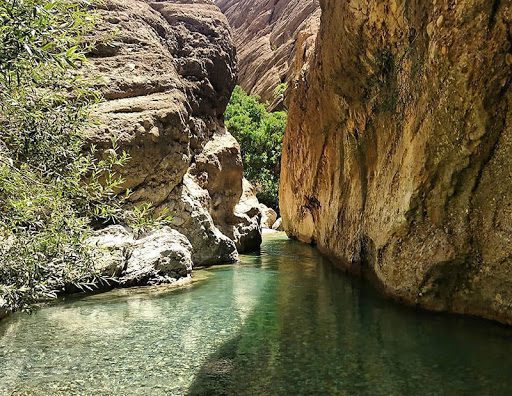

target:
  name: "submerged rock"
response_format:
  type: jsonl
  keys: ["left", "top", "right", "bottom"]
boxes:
{"left": 85, "top": 0, "right": 261, "bottom": 267}
{"left": 280, "top": 0, "right": 512, "bottom": 324}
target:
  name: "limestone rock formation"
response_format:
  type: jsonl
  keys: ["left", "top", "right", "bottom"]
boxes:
{"left": 272, "top": 218, "right": 283, "bottom": 232}
{"left": 231, "top": 178, "right": 263, "bottom": 252}
{"left": 122, "top": 227, "right": 193, "bottom": 286}
{"left": 260, "top": 204, "right": 278, "bottom": 228}
{"left": 281, "top": 1, "right": 512, "bottom": 324}
{"left": 216, "top": 0, "right": 320, "bottom": 106}
{"left": 86, "top": 0, "right": 262, "bottom": 265}
{"left": 89, "top": 225, "right": 134, "bottom": 278}
{"left": 89, "top": 225, "right": 193, "bottom": 286}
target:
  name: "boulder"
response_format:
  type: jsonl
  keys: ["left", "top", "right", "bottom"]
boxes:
{"left": 260, "top": 204, "right": 278, "bottom": 228}
{"left": 88, "top": 225, "right": 134, "bottom": 278}
{"left": 232, "top": 179, "right": 262, "bottom": 252}
{"left": 272, "top": 218, "right": 283, "bottom": 232}
{"left": 120, "top": 227, "right": 193, "bottom": 286}
{"left": 88, "top": 225, "right": 193, "bottom": 286}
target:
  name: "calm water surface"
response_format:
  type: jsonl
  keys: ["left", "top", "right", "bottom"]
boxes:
{"left": 1, "top": 233, "right": 512, "bottom": 395}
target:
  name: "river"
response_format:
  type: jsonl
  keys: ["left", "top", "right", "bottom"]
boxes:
{"left": 1, "top": 233, "right": 512, "bottom": 395}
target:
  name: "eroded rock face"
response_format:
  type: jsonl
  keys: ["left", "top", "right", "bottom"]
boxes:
{"left": 281, "top": 0, "right": 512, "bottom": 324}
{"left": 87, "top": 0, "right": 261, "bottom": 265}
{"left": 216, "top": 0, "right": 320, "bottom": 106}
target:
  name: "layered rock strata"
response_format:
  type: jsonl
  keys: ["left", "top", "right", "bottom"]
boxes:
{"left": 87, "top": 0, "right": 261, "bottom": 267}
{"left": 216, "top": 0, "right": 320, "bottom": 106}
{"left": 281, "top": 0, "right": 512, "bottom": 324}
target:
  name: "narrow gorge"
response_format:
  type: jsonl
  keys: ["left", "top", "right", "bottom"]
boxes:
{"left": 1, "top": 0, "right": 512, "bottom": 394}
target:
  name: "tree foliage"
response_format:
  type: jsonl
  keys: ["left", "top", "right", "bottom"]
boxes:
{"left": 0, "top": 0, "right": 129, "bottom": 313}
{"left": 225, "top": 86, "right": 287, "bottom": 210}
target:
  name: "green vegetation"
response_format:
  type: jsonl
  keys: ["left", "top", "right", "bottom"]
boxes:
{"left": 273, "top": 82, "right": 287, "bottom": 101}
{"left": 0, "top": 0, "right": 161, "bottom": 314}
{"left": 225, "top": 86, "right": 287, "bottom": 210}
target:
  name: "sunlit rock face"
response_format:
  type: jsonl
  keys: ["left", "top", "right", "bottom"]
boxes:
{"left": 85, "top": 0, "right": 262, "bottom": 265}
{"left": 281, "top": 0, "right": 512, "bottom": 324}
{"left": 216, "top": 0, "right": 320, "bottom": 106}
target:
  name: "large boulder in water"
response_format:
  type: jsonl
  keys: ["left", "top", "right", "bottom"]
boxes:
{"left": 88, "top": 225, "right": 134, "bottom": 278}
{"left": 231, "top": 179, "right": 262, "bottom": 252}
{"left": 272, "top": 218, "right": 284, "bottom": 232}
{"left": 121, "top": 227, "right": 193, "bottom": 286}
{"left": 260, "top": 204, "right": 278, "bottom": 229}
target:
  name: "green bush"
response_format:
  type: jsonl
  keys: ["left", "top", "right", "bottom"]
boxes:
{"left": 0, "top": 0, "right": 130, "bottom": 313}
{"left": 225, "top": 86, "right": 287, "bottom": 211}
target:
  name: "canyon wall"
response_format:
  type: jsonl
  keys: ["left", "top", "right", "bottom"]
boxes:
{"left": 281, "top": 0, "right": 512, "bottom": 324}
{"left": 216, "top": 0, "right": 320, "bottom": 106}
{"left": 87, "top": 0, "right": 261, "bottom": 266}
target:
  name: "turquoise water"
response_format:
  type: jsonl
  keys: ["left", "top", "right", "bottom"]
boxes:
{"left": 1, "top": 233, "right": 512, "bottom": 395}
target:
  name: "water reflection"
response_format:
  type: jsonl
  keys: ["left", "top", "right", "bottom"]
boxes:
{"left": 1, "top": 234, "right": 512, "bottom": 395}
{"left": 189, "top": 235, "right": 512, "bottom": 395}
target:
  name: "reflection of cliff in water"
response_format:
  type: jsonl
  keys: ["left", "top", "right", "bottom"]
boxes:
{"left": 1, "top": 236, "right": 512, "bottom": 395}
{"left": 189, "top": 237, "right": 512, "bottom": 396}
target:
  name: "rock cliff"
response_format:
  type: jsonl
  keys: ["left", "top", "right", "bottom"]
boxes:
{"left": 281, "top": 0, "right": 512, "bottom": 324}
{"left": 215, "top": 0, "right": 320, "bottom": 106}
{"left": 87, "top": 0, "right": 261, "bottom": 267}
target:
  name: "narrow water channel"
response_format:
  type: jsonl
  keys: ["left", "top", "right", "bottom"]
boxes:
{"left": 1, "top": 233, "right": 512, "bottom": 395}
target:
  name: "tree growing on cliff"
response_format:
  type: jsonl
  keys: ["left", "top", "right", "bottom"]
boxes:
{"left": 225, "top": 86, "right": 287, "bottom": 211}
{"left": 0, "top": 0, "right": 128, "bottom": 313}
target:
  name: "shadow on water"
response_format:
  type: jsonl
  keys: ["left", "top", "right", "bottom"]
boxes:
{"left": 188, "top": 235, "right": 512, "bottom": 396}
{"left": 2, "top": 234, "right": 512, "bottom": 395}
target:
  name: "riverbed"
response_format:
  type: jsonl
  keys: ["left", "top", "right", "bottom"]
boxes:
{"left": 1, "top": 233, "right": 512, "bottom": 395}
